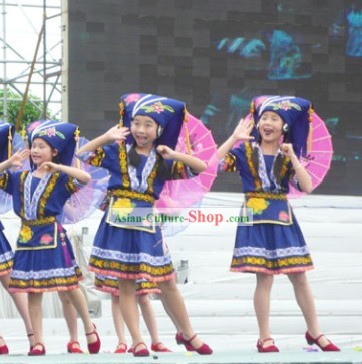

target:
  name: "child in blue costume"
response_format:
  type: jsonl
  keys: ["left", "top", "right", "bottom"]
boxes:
{"left": 0, "top": 123, "right": 35, "bottom": 354}
{"left": 217, "top": 96, "right": 340, "bottom": 353}
{"left": 0, "top": 120, "right": 101, "bottom": 356}
{"left": 77, "top": 93, "right": 213, "bottom": 356}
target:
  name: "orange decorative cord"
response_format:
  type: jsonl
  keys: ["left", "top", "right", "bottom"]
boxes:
{"left": 184, "top": 108, "right": 192, "bottom": 155}
{"left": 8, "top": 127, "right": 12, "bottom": 159}
{"left": 307, "top": 105, "right": 314, "bottom": 154}
{"left": 74, "top": 127, "right": 81, "bottom": 169}
{"left": 250, "top": 100, "right": 255, "bottom": 114}
{"left": 249, "top": 100, "right": 256, "bottom": 127}
{"left": 20, "top": 126, "right": 27, "bottom": 145}
{"left": 119, "top": 101, "right": 125, "bottom": 127}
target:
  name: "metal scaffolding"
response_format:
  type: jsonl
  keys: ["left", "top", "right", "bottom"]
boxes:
{"left": 0, "top": 0, "right": 62, "bottom": 128}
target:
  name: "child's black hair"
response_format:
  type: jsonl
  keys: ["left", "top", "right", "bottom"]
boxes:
{"left": 128, "top": 143, "right": 170, "bottom": 180}
{"left": 52, "top": 153, "right": 60, "bottom": 164}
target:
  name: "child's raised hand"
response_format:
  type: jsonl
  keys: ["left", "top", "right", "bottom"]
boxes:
{"left": 156, "top": 145, "right": 175, "bottom": 159}
{"left": 38, "top": 161, "right": 58, "bottom": 173}
{"left": 9, "top": 149, "right": 29, "bottom": 167}
{"left": 105, "top": 125, "right": 130, "bottom": 142}
{"left": 280, "top": 143, "right": 295, "bottom": 158}
{"left": 232, "top": 118, "right": 255, "bottom": 141}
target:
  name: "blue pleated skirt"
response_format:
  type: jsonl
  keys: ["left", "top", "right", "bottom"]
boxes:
{"left": 89, "top": 212, "right": 175, "bottom": 282}
{"left": 231, "top": 212, "right": 314, "bottom": 274}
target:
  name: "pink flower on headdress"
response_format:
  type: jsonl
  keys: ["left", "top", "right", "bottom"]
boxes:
{"left": 125, "top": 93, "right": 141, "bottom": 105}
{"left": 152, "top": 102, "right": 165, "bottom": 114}
{"left": 45, "top": 127, "right": 57, "bottom": 137}
{"left": 279, "top": 100, "right": 293, "bottom": 110}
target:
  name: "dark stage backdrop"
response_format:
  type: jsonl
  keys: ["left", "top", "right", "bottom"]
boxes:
{"left": 64, "top": 0, "right": 362, "bottom": 195}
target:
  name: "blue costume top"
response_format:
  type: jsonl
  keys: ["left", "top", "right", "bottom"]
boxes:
{"left": 0, "top": 170, "right": 84, "bottom": 292}
{"left": 79, "top": 142, "right": 195, "bottom": 282}
{"left": 220, "top": 141, "right": 313, "bottom": 274}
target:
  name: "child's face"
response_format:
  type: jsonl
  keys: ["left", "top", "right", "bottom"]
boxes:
{"left": 258, "top": 111, "right": 284, "bottom": 142}
{"left": 130, "top": 115, "right": 158, "bottom": 149}
{"left": 30, "top": 138, "right": 57, "bottom": 166}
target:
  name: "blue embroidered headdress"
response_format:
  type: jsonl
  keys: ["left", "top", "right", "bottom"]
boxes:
{"left": 27, "top": 120, "right": 79, "bottom": 167}
{"left": 119, "top": 93, "right": 187, "bottom": 150}
{"left": 0, "top": 122, "right": 15, "bottom": 163}
{"left": 250, "top": 95, "right": 312, "bottom": 158}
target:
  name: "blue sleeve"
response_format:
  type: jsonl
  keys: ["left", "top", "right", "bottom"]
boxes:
{"left": 77, "top": 143, "right": 120, "bottom": 173}
{"left": 0, "top": 170, "right": 20, "bottom": 196}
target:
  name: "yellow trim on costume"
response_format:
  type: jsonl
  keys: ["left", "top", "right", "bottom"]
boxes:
{"left": 0, "top": 172, "right": 9, "bottom": 190}
{"left": 90, "top": 147, "right": 106, "bottom": 167}
{"left": 19, "top": 171, "right": 28, "bottom": 219}
{"left": 119, "top": 143, "right": 130, "bottom": 188}
{"left": 65, "top": 176, "right": 79, "bottom": 194}
{"left": 245, "top": 142, "right": 262, "bottom": 190}
{"left": 21, "top": 216, "right": 56, "bottom": 226}
{"left": 39, "top": 173, "right": 60, "bottom": 217}
{"left": 119, "top": 101, "right": 125, "bottom": 127}
{"left": 146, "top": 158, "right": 159, "bottom": 195}
{"left": 245, "top": 192, "right": 287, "bottom": 200}
{"left": 223, "top": 153, "right": 237, "bottom": 172}
{"left": 89, "top": 257, "right": 174, "bottom": 278}
{"left": 9, "top": 269, "right": 82, "bottom": 291}
{"left": 0, "top": 260, "right": 13, "bottom": 274}
{"left": 110, "top": 189, "right": 154, "bottom": 203}
{"left": 232, "top": 255, "right": 313, "bottom": 270}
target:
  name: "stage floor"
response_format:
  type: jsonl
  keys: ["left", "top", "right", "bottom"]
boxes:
{"left": 1, "top": 350, "right": 362, "bottom": 364}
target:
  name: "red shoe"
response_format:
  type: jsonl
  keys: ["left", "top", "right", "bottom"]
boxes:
{"left": 175, "top": 332, "right": 195, "bottom": 351}
{"left": 256, "top": 338, "right": 279, "bottom": 353}
{"left": 132, "top": 342, "right": 150, "bottom": 357}
{"left": 178, "top": 334, "right": 213, "bottom": 355}
{"left": 85, "top": 323, "right": 101, "bottom": 354}
{"left": 151, "top": 342, "right": 171, "bottom": 352}
{"left": 114, "top": 343, "right": 127, "bottom": 354}
{"left": 67, "top": 341, "right": 84, "bottom": 353}
{"left": 28, "top": 343, "right": 46, "bottom": 356}
{"left": 305, "top": 331, "right": 340, "bottom": 352}
{"left": 0, "top": 336, "right": 9, "bottom": 355}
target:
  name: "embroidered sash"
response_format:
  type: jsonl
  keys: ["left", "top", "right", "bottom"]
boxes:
{"left": 244, "top": 192, "right": 292, "bottom": 225}
{"left": 17, "top": 217, "right": 58, "bottom": 250}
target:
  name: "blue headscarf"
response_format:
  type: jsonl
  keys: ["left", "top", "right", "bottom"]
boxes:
{"left": 119, "top": 93, "right": 186, "bottom": 150}
{"left": 250, "top": 95, "right": 312, "bottom": 158}
{"left": 27, "top": 120, "right": 78, "bottom": 168}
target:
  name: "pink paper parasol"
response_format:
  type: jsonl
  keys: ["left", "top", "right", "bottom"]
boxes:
{"left": 156, "top": 113, "right": 217, "bottom": 236}
{"left": 288, "top": 110, "right": 333, "bottom": 197}
{"left": 60, "top": 136, "right": 109, "bottom": 224}
{"left": 156, "top": 113, "right": 217, "bottom": 210}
